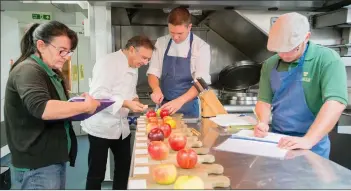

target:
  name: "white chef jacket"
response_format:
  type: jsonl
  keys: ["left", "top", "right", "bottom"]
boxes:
{"left": 146, "top": 33, "right": 212, "bottom": 84}
{"left": 81, "top": 49, "right": 138, "bottom": 140}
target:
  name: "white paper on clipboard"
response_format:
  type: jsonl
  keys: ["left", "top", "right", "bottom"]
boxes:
{"left": 210, "top": 114, "right": 255, "bottom": 126}
{"left": 234, "top": 129, "right": 287, "bottom": 143}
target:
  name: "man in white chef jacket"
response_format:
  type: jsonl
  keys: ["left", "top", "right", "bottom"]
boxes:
{"left": 147, "top": 7, "right": 211, "bottom": 118}
{"left": 81, "top": 36, "right": 155, "bottom": 190}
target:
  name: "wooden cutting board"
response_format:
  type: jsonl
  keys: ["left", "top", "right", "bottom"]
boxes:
{"left": 134, "top": 141, "right": 210, "bottom": 155}
{"left": 135, "top": 130, "right": 204, "bottom": 148}
{"left": 131, "top": 115, "right": 230, "bottom": 189}
{"left": 134, "top": 162, "right": 224, "bottom": 175}
{"left": 129, "top": 173, "right": 230, "bottom": 189}
{"left": 133, "top": 151, "right": 215, "bottom": 165}
{"left": 136, "top": 124, "right": 194, "bottom": 137}
{"left": 137, "top": 115, "right": 186, "bottom": 129}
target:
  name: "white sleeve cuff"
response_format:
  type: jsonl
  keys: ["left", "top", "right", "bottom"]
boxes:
{"left": 110, "top": 95, "right": 124, "bottom": 116}
{"left": 147, "top": 68, "right": 161, "bottom": 78}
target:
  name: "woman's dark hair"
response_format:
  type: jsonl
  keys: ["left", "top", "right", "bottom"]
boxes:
{"left": 12, "top": 21, "right": 78, "bottom": 97}
{"left": 12, "top": 21, "right": 78, "bottom": 71}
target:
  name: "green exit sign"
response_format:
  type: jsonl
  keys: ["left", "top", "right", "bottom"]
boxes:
{"left": 42, "top": 14, "right": 50, "bottom": 20}
{"left": 32, "top": 13, "right": 41, "bottom": 20}
{"left": 32, "top": 13, "right": 51, "bottom": 20}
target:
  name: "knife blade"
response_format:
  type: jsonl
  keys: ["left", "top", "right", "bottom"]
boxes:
{"left": 155, "top": 104, "right": 160, "bottom": 110}
{"left": 197, "top": 77, "right": 209, "bottom": 90}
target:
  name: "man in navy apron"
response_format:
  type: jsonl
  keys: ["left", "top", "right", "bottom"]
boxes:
{"left": 254, "top": 12, "right": 347, "bottom": 159}
{"left": 147, "top": 7, "right": 211, "bottom": 118}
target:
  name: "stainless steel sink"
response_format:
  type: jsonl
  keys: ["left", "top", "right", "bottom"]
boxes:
{"left": 339, "top": 112, "right": 351, "bottom": 126}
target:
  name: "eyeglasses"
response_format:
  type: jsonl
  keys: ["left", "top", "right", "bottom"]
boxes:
{"left": 49, "top": 43, "right": 74, "bottom": 57}
{"left": 134, "top": 47, "right": 151, "bottom": 62}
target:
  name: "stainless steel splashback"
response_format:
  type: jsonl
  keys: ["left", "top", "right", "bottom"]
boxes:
{"left": 202, "top": 10, "right": 274, "bottom": 63}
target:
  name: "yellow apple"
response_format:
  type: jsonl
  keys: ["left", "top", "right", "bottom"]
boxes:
{"left": 164, "top": 119, "right": 176, "bottom": 129}
{"left": 152, "top": 164, "right": 177, "bottom": 185}
{"left": 174, "top": 175, "right": 204, "bottom": 189}
{"left": 163, "top": 116, "right": 173, "bottom": 121}
{"left": 146, "top": 123, "right": 159, "bottom": 133}
{"left": 156, "top": 109, "right": 161, "bottom": 117}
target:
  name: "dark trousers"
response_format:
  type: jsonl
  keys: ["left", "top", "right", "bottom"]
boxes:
{"left": 86, "top": 134, "right": 131, "bottom": 190}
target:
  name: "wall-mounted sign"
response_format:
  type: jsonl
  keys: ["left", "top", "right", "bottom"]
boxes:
{"left": 32, "top": 13, "right": 51, "bottom": 20}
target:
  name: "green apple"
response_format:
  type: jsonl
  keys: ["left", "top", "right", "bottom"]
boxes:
{"left": 173, "top": 175, "right": 204, "bottom": 189}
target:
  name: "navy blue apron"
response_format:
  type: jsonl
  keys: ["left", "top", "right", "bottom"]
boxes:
{"left": 160, "top": 32, "right": 199, "bottom": 118}
{"left": 270, "top": 43, "right": 330, "bottom": 159}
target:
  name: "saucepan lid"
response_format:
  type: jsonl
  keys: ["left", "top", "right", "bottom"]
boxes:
{"left": 218, "top": 60, "right": 262, "bottom": 91}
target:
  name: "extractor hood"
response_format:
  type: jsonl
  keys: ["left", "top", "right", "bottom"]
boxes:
{"left": 312, "top": 8, "right": 351, "bottom": 28}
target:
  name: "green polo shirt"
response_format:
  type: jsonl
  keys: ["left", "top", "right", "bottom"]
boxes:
{"left": 258, "top": 41, "right": 348, "bottom": 116}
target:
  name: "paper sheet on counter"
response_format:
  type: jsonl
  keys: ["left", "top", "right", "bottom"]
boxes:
{"left": 210, "top": 114, "right": 256, "bottom": 126}
{"left": 128, "top": 179, "right": 147, "bottom": 189}
{"left": 214, "top": 138, "right": 288, "bottom": 159}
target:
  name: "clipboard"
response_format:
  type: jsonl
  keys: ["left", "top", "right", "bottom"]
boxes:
{"left": 230, "top": 135, "right": 278, "bottom": 144}
{"left": 230, "top": 129, "right": 286, "bottom": 144}
{"left": 67, "top": 97, "right": 115, "bottom": 121}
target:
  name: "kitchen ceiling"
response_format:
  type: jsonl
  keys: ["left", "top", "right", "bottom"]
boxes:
{"left": 89, "top": 0, "right": 350, "bottom": 12}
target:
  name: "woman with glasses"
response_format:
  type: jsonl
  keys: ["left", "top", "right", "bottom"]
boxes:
{"left": 4, "top": 21, "right": 101, "bottom": 189}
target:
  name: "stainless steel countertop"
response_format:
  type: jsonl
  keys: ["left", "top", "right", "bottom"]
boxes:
{"left": 186, "top": 119, "right": 351, "bottom": 189}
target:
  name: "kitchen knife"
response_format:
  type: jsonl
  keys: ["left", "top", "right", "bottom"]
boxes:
{"left": 155, "top": 104, "right": 160, "bottom": 110}
{"left": 192, "top": 80, "right": 202, "bottom": 93}
{"left": 197, "top": 77, "right": 209, "bottom": 90}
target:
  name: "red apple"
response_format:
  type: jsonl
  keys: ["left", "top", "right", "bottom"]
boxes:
{"left": 148, "top": 141, "right": 169, "bottom": 160}
{"left": 152, "top": 164, "right": 177, "bottom": 185}
{"left": 168, "top": 134, "right": 187, "bottom": 151}
{"left": 160, "top": 109, "right": 170, "bottom": 118}
{"left": 176, "top": 149, "right": 198, "bottom": 169}
{"left": 148, "top": 117, "right": 158, "bottom": 124}
{"left": 148, "top": 128, "right": 164, "bottom": 142}
{"left": 146, "top": 110, "right": 157, "bottom": 118}
{"left": 158, "top": 119, "right": 164, "bottom": 125}
{"left": 159, "top": 123, "right": 172, "bottom": 138}
{"left": 146, "top": 123, "right": 159, "bottom": 133}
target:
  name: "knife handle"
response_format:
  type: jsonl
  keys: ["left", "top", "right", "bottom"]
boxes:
{"left": 197, "top": 77, "right": 209, "bottom": 90}
{"left": 192, "top": 81, "right": 202, "bottom": 93}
